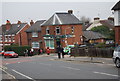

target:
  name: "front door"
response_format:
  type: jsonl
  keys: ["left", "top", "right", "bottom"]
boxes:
{"left": 56, "top": 38, "right": 61, "bottom": 46}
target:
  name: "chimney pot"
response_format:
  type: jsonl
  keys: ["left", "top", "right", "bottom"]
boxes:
{"left": 17, "top": 20, "right": 21, "bottom": 24}
{"left": 68, "top": 10, "right": 73, "bottom": 14}
{"left": 30, "top": 20, "right": 34, "bottom": 26}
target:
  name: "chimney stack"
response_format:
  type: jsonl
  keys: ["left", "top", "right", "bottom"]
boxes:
{"left": 30, "top": 20, "right": 34, "bottom": 26}
{"left": 6, "top": 20, "right": 11, "bottom": 24}
{"left": 6, "top": 20, "right": 11, "bottom": 31}
{"left": 94, "top": 17, "right": 100, "bottom": 21}
{"left": 108, "top": 17, "right": 114, "bottom": 22}
{"left": 68, "top": 10, "right": 73, "bottom": 14}
{"left": 17, "top": 20, "right": 21, "bottom": 24}
{"left": 108, "top": 17, "right": 114, "bottom": 25}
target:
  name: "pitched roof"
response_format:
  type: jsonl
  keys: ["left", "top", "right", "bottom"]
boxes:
{"left": 86, "top": 19, "right": 114, "bottom": 30}
{"left": 83, "top": 31, "right": 106, "bottom": 41}
{"left": 41, "top": 13, "right": 82, "bottom": 26}
{"left": 82, "top": 23, "right": 92, "bottom": 31}
{"left": 100, "top": 20, "right": 114, "bottom": 29}
{"left": 1, "top": 23, "right": 27, "bottom": 35}
{"left": 112, "top": 1, "right": 120, "bottom": 10}
{"left": 26, "top": 20, "right": 46, "bottom": 33}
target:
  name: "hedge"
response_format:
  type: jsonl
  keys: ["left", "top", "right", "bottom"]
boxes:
{"left": 4, "top": 46, "right": 31, "bottom": 56}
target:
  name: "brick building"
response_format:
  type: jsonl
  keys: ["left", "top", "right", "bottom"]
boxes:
{"left": 112, "top": 1, "right": 120, "bottom": 45}
{"left": 0, "top": 20, "right": 29, "bottom": 50}
{"left": 26, "top": 20, "right": 46, "bottom": 49}
{"left": 40, "top": 10, "right": 83, "bottom": 52}
{"left": 83, "top": 31, "right": 106, "bottom": 45}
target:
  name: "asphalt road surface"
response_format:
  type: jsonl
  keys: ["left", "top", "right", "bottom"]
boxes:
{"left": 1, "top": 54, "right": 120, "bottom": 81}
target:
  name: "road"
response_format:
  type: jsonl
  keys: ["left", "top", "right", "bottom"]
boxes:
{"left": 1, "top": 54, "right": 120, "bottom": 81}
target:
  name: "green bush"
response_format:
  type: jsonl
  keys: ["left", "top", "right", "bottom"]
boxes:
{"left": 95, "top": 43, "right": 106, "bottom": 48}
{"left": 4, "top": 45, "right": 31, "bottom": 56}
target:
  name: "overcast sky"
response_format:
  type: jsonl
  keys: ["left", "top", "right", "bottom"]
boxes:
{"left": 0, "top": 0, "right": 120, "bottom": 25}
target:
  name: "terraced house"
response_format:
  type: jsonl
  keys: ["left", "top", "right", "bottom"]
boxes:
{"left": 26, "top": 20, "right": 46, "bottom": 49}
{"left": 112, "top": 1, "right": 120, "bottom": 45}
{"left": 41, "top": 10, "right": 83, "bottom": 52}
{"left": 0, "top": 20, "right": 29, "bottom": 50}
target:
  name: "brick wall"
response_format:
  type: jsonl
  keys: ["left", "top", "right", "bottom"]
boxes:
{"left": 15, "top": 24, "right": 29, "bottom": 46}
{"left": 115, "top": 26, "right": 120, "bottom": 45}
{"left": 27, "top": 32, "right": 41, "bottom": 47}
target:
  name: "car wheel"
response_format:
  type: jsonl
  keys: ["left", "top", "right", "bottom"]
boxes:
{"left": 4, "top": 56, "right": 6, "bottom": 58}
{"left": 115, "top": 59, "right": 120, "bottom": 68}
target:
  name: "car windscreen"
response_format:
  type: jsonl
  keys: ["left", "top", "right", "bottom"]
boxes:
{"left": 5, "top": 52, "right": 15, "bottom": 54}
{"left": 115, "top": 46, "right": 120, "bottom": 51}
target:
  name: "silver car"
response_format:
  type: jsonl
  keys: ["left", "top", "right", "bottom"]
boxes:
{"left": 113, "top": 46, "right": 120, "bottom": 68}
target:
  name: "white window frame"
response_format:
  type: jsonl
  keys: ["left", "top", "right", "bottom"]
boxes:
{"left": 44, "top": 37, "right": 54, "bottom": 49}
{"left": 56, "top": 27, "right": 60, "bottom": 35}
{"left": 32, "top": 32, "right": 38, "bottom": 37}
{"left": 5, "top": 36, "right": 7, "bottom": 42}
{"left": 32, "top": 42, "right": 39, "bottom": 48}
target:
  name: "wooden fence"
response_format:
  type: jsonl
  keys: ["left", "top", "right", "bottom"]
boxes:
{"left": 71, "top": 47, "right": 114, "bottom": 58}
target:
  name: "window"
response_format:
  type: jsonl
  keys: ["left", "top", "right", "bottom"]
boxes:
{"left": 71, "top": 27, "right": 74, "bottom": 34}
{"left": 12, "top": 36, "right": 15, "bottom": 42}
{"left": 46, "top": 27, "right": 50, "bottom": 35}
{"left": 32, "top": 32, "right": 38, "bottom": 37}
{"left": 32, "top": 42, "right": 39, "bottom": 48}
{"left": 5, "top": 36, "right": 7, "bottom": 42}
{"left": 8, "top": 36, "right": 11, "bottom": 42}
{"left": 56, "top": 27, "right": 60, "bottom": 34}
{"left": 44, "top": 38, "right": 54, "bottom": 49}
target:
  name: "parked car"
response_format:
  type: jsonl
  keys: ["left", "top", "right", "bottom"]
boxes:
{"left": 4, "top": 51, "right": 19, "bottom": 58}
{"left": 64, "top": 45, "right": 74, "bottom": 55}
{"left": 0, "top": 51, "right": 4, "bottom": 56}
{"left": 113, "top": 46, "right": 120, "bottom": 68}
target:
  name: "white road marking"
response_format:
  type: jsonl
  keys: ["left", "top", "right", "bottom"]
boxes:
{"left": 62, "top": 66, "right": 80, "bottom": 70}
{"left": 18, "top": 62, "right": 21, "bottom": 63}
{"left": 1, "top": 66, "right": 7, "bottom": 70}
{"left": 0, "top": 68, "right": 16, "bottom": 79}
{"left": 93, "top": 71, "right": 119, "bottom": 77}
{"left": 12, "top": 69, "right": 36, "bottom": 81}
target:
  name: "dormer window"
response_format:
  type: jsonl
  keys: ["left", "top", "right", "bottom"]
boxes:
{"left": 32, "top": 32, "right": 38, "bottom": 37}
{"left": 56, "top": 27, "right": 60, "bottom": 34}
{"left": 46, "top": 27, "right": 50, "bottom": 35}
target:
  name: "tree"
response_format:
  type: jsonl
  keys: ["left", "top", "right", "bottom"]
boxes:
{"left": 91, "top": 25, "right": 115, "bottom": 40}
{"left": 80, "top": 16, "right": 91, "bottom": 25}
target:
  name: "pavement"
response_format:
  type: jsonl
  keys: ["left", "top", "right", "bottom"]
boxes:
{"left": 0, "top": 53, "right": 114, "bottom": 80}
{"left": 48, "top": 53, "right": 114, "bottom": 65}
